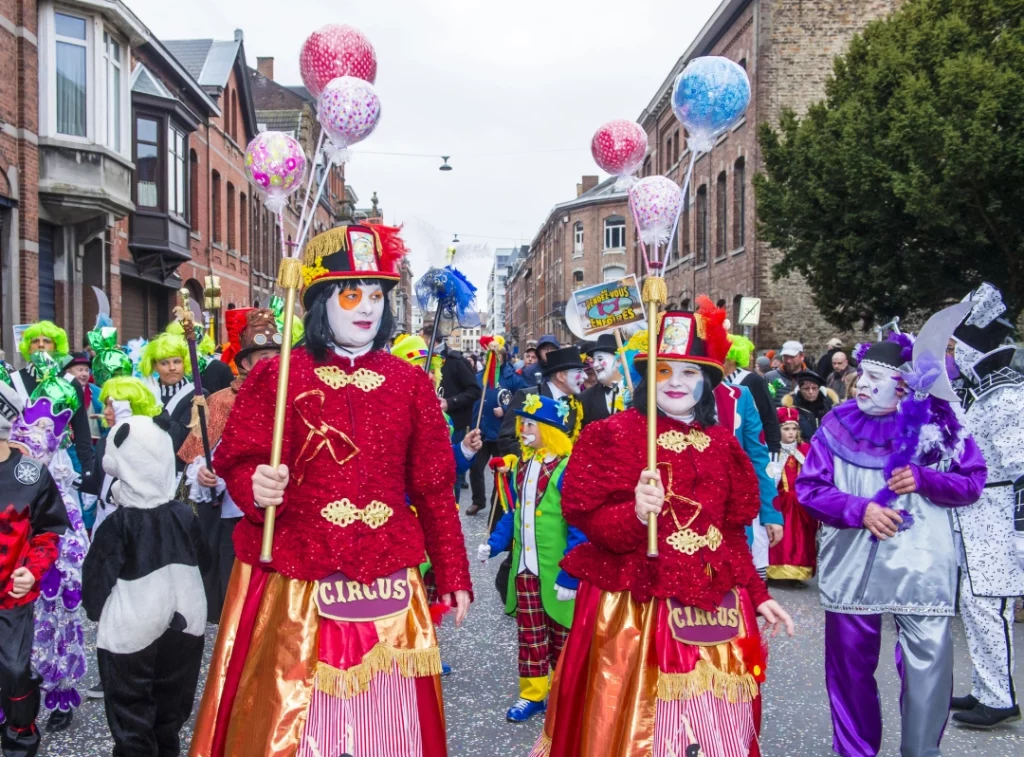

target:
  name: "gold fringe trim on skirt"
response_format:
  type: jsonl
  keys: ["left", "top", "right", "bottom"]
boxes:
{"left": 766, "top": 565, "right": 814, "bottom": 581}
{"left": 313, "top": 642, "right": 442, "bottom": 700}
{"left": 656, "top": 660, "right": 759, "bottom": 703}
{"left": 529, "top": 731, "right": 552, "bottom": 757}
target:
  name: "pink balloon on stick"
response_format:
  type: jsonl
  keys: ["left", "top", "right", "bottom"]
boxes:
{"left": 629, "top": 175, "right": 683, "bottom": 247}
{"left": 244, "top": 131, "right": 307, "bottom": 213}
{"left": 592, "top": 120, "right": 648, "bottom": 184}
{"left": 300, "top": 24, "right": 377, "bottom": 99}
{"left": 317, "top": 76, "right": 381, "bottom": 160}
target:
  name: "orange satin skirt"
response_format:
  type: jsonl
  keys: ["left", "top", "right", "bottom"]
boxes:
{"left": 188, "top": 561, "right": 445, "bottom": 757}
{"left": 529, "top": 581, "right": 764, "bottom": 757}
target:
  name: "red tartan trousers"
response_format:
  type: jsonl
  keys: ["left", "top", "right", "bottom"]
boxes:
{"left": 516, "top": 572, "right": 569, "bottom": 679}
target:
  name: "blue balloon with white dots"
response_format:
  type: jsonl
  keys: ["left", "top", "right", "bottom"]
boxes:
{"left": 672, "top": 56, "right": 751, "bottom": 152}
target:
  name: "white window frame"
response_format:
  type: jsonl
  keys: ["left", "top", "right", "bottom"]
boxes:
{"left": 103, "top": 30, "right": 122, "bottom": 152}
{"left": 602, "top": 264, "right": 626, "bottom": 283}
{"left": 38, "top": 3, "right": 130, "bottom": 158}
{"left": 603, "top": 216, "right": 626, "bottom": 252}
{"left": 573, "top": 222, "right": 584, "bottom": 258}
{"left": 168, "top": 125, "right": 187, "bottom": 218}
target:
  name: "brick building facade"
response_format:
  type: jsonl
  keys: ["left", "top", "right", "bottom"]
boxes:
{"left": 0, "top": 1, "right": 354, "bottom": 360}
{"left": 638, "top": 0, "right": 900, "bottom": 352}
{"left": 505, "top": 175, "right": 636, "bottom": 349}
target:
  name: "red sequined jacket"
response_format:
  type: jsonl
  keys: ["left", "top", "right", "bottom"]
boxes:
{"left": 559, "top": 408, "right": 771, "bottom": 610}
{"left": 214, "top": 348, "right": 472, "bottom": 597}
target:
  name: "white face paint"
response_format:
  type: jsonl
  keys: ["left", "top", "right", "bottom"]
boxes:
{"left": 655, "top": 361, "right": 704, "bottom": 419}
{"left": 592, "top": 351, "right": 617, "bottom": 385}
{"left": 565, "top": 368, "right": 586, "bottom": 395}
{"left": 326, "top": 283, "right": 386, "bottom": 350}
{"left": 520, "top": 419, "right": 542, "bottom": 450}
{"left": 854, "top": 363, "right": 902, "bottom": 416}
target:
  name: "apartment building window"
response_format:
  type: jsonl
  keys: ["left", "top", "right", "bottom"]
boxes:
{"left": 227, "top": 183, "right": 236, "bottom": 250}
{"left": 135, "top": 117, "right": 159, "bottom": 207}
{"left": 695, "top": 185, "right": 708, "bottom": 265}
{"left": 716, "top": 171, "right": 727, "bottom": 259}
{"left": 212, "top": 171, "right": 222, "bottom": 244}
{"left": 673, "top": 131, "right": 680, "bottom": 163}
{"left": 733, "top": 157, "right": 746, "bottom": 248}
{"left": 603, "top": 265, "right": 626, "bottom": 282}
{"left": 240, "top": 193, "right": 248, "bottom": 254}
{"left": 682, "top": 199, "right": 691, "bottom": 257}
{"left": 604, "top": 215, "right": 625, "bottom": 250}
{"left": 168, "top": 127, "right": 186, "bottom": 218}
{"left": 103, "top": 32, "right": 122, "bottom": 150}
{"left": 573, "top": 222, "right": 584, "bottom": 257}
{"left": 55, "top": 13, "right": 88, "bottom": 137}
{"left": 189, "top": 151, "right": 200, "bottom": 232}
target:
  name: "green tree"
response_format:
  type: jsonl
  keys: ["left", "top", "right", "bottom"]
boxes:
{"left": 754, "top": 0, "right": 1024, "bottom": 329}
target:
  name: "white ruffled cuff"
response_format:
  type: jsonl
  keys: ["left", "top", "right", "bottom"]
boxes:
{"left": 185, "top": 455, "right": 225, "bottom": 503}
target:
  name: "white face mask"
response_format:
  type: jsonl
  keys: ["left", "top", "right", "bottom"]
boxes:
{"left": 520, "top": 419, "right": 542, "bottom": 450}
{"left": 326, "top": 284, "right": 386, "bottom": 350}
{"left": 592, "top": 351, "right": 617, "bottom": 385}
{"left": 854, "top": 363, "right": 901, "bottom": 416}
{"left": 564, "top": 367, "right": 586, "bottom": 395}
{"left": 655, "top": 361, "right": 704, "bottom": 418}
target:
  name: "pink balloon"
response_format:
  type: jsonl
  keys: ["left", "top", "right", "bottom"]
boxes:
{"left": 244, "top": 131, "right": 306, "bottom": 213}
{"left": 629, "top": 176, "right": 682, "bottom": 246}
{"left": 591, "top": 120, "right": 648, "bottom": 176}
{"left": 318, "top": 76, "right": 381, "bottom": 151}
{"left": 300, "top": 24, "right": 377, "bottom": 99}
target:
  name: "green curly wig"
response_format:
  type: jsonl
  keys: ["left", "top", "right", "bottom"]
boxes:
{"left": 726, "top": 334, "right": 756, "bottom": 369}
{"left": 99, "top": 376, "right": 162, "bottom": 418}
{"left": 140, "top": 333, "right": 191, "bottom": 377}
{"left": 19, "top": 321, "right": 69, "bottom": 362}
{"left": 165, "top": 321, "right": 217, "bottom": 356}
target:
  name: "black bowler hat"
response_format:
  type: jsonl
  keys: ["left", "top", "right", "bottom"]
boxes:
{"left": 541, "top": 346, "right": 584, "bottom": 377}
{"left": 793, "top": 369, "right": 826, "bottom": 387}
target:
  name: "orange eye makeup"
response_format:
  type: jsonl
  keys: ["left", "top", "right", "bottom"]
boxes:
{"left": 655, "top": 361, "right": 674, "bottom": 383}
{"left": 337, "top": 290, "right": 364, "bottom": 310}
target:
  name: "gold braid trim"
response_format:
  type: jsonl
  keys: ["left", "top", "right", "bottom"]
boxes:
{"left": 303, "top": 227, "right": 350, "bottom": 266}
{"left": 313, "top": 643, "right": 442, "bottom": 700}
{"left": 656, "top": 660, "right": 759, "bottom": 703}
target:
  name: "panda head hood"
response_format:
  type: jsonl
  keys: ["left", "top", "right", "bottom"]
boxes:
{"left": 104, "top": 413, "right": 178, "bottom": 509}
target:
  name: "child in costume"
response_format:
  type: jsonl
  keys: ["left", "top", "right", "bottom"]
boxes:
{"left": 81, "top": 377, "right": 164, "bottom": 535}
{"left": 82, "top": 413, "right": 207, "bottom": 757}
{"left": 0, "top": 382, "right": 69, "bottom": 757}
{"left": 9, "top": 361, "right": 88, "bottom": 733}
{"left": 478, "top": 394, "right": 583, "bottom": 723}
{"left": 766, "top": 407, "right": 817, "bottom": 582}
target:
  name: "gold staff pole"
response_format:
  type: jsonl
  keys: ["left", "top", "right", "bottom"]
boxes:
{"left": 642, "top": 271, "right": 667, "bottom": 558}
{"left": 259, "top": 255, "right": 303, "bottom": 563}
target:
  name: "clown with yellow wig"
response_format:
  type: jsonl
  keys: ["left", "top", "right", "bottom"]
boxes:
{"left": 477, "top": 393, "right": 583, "bottom": 723}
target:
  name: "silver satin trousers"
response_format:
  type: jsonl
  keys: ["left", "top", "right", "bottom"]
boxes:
{"left": 825, "top": 611, "right": 953, "bottom": 757}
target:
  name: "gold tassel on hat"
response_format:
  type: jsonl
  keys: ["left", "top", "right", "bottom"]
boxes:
{"left": 302, "top": 227, "right": 351, "bottom": 267}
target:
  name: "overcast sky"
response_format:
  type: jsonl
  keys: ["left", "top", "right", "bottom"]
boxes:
{"left": 131, "top": 0, "right": 722, "bottom": 299}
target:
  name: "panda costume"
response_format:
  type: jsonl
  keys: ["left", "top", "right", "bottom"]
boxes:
{"left": 82, "top": 414, "right": 207, "bottom": 756}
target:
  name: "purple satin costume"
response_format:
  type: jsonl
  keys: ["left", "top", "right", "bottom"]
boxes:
{"left": 797, "top": 402, "right": 986, "bottom": 757}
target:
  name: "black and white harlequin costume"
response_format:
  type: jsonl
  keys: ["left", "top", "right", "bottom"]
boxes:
{"left": 951, "top": 282, "right": 1024, "bottom": 727}
{"left": 81, "top": 414, "right": 207, "bottom": 755}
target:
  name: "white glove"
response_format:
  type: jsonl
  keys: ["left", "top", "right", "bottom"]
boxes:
{"left": 476, "top": 543, "right": 491, "bottom": 562}
{"left": 555, "top": 585, "right": 577, "bottom": 602}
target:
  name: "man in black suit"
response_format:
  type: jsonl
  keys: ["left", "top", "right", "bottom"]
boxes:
{"left": 435, "top": 334, "right": 482, "bottom": 439}
{"left": 497, "top": 345, "right": 586, "bottom": 457}
{"left": 579, "top": 334, "right": 623, "bottom": 430}
{"left": 10, "top": 322, "right": 95, "bottom": 490}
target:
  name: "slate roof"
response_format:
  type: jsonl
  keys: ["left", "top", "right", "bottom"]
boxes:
{"left": 164, "top": 39, "right": 241, "bottom": 89}
{"left": 256, "top": 109, "right": 302, "bottom": 134}
{"left": 131, "top": 64, "right": 174, "bottom": 100}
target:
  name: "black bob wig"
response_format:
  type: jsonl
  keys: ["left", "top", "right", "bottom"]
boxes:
{"left": 303, "top": 279, "right": 395, "bottom": 361}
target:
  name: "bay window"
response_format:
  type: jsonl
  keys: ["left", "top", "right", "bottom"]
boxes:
{"left": 168, "top": 127, "right": 186, "bottom": 217}
{"left": 55, "top": 12, "right": 87, "bottom": 137}
{"left": 136, "top": 117, "right": 159, "bottom": 207}
{"left": 104, "top": 32, "right": 122, "bottom": 151}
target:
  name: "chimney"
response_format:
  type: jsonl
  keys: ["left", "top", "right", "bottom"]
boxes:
{"left": 257, "top": 57, "right": 274, "bottom": 80}
{"left": 579, "top": 175, "right": 599, "bottom": 196}
{"left": 234, "top": 29, "right": 244, "bottom": 42}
